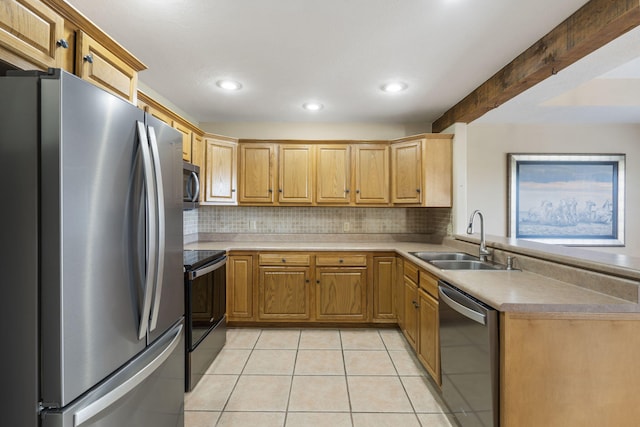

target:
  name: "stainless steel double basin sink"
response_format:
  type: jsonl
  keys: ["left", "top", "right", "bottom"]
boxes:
{"left": 409, "top": 251, "right": 508, "bottom": 271}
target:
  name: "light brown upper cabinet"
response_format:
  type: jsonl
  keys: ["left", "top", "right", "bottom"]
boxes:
{"left": 354, "top": 144, "right": 390, "bottom": 205}
{"left": 238, "top": 143, "right": 276, "bottom": 204}
{"left": 0, "top": 0, "right": 67, "bottom": 70}
{"left": 278, "top": 144, "right": 314, "bottom": 204}
{"left": 391, "top": 139, "right": 422, "bottom": 204}
{"left": 316, "top": 145, "right": 351, "bottom": 205}
{"left": 204, "top": 137, "right": 237, "bottom": 205}
{"left": 171, "top": 120, "right": 192, "bottom": 162}
{"left": 391, "top": 135, "right": 452, "bottom": 207}
{"left": 1, "top": 0, "right": 145, "bottom": 103}
{"left": 76, "top": 31, "right": 138, "bottom": 102}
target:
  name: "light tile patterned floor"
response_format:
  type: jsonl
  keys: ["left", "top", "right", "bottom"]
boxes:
{"left": 184, "top": 328, "right": 456, "bottom": 427}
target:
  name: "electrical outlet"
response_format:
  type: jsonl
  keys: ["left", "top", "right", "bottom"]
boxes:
{"left": 250, "top": 220, "right": 257, "bottom": 231}
{"left": 343, "top": 222, "right": 350, "bottom": 232}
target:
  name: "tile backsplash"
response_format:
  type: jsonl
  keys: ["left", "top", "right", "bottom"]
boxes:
{"left": 184, "top": 206, "right": 451, "bottom": 240}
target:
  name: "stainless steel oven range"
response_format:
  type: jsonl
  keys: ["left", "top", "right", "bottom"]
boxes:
{"left": 183, "top": 249, "right": 227, "bottom": 391}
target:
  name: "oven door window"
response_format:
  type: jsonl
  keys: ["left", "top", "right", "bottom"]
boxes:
{"left": 189, "top": 265, "right": 226, "bottom": 349}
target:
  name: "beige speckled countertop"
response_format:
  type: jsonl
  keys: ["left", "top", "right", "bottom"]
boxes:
{"left": 185, "top": 239, "right": 640, "bottom": 314}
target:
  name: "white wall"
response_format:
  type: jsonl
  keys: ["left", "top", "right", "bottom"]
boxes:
{"left": 465, "top": 122, "right": 640, "bottom": 257}
{"left": 200, "top": 121, "right": 431, "bottom": 140}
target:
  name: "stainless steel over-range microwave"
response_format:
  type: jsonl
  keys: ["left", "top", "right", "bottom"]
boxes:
{"left": 183, "top": 161, "right": 200, "bottom": 210}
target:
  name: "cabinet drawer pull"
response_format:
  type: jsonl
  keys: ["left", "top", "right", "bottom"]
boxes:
{"left": 83, "top": 54, "right": 94, "bottom": 64}
{"left": 281, "top": 258, "right": 286, "bottom": 263}
{"left": 339, "top": 259, "right": 344, "bottom": 263}
{"left": 56, "top": 39, "right": 69, "bottom": 49}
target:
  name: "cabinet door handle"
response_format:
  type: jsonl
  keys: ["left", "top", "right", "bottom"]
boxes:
{"left": 83, "top": 54, "right": 94, "bottom": 64}
{"left": 356, "top": 189, "right": 360, "bottom": 194}
{"left": 278, "top": 189, "right": 283, "bottom": 193}
{"left": 268, "top": 188, "right": 273, "bottom": 193}
{"left": 231, "top": 189, "right": 236, "bottom": 192}
{"left": 305, "top": 279, "right": 310, "bottom": 283}
{"left": 345, "top": 189, "right": 350, "bottom": 193}
{"left": 416, "top": 189, "right": 421, "bottom": 193}
{"left": 56, "top": 39, "right": 69, "bottom": 49}
{"left": 316, "top": 280, "right": 320, "bottom": 284}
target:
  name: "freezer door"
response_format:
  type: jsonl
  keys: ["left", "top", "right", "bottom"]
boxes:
{"left": 144, "top": 114, "right": 184, "bottom": 344}
{"left": 39, "top": 71, "right": 149, "bottom": 407}
{"left": 41, "top": 320, "right": 185, "bottom": 427}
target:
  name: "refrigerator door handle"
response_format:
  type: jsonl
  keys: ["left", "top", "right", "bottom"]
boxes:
{"left": 147, "top": 126, "right": 165, "bottom": 332}
{"left": 136, "top": 121, "right": 158, "bottom": 340}
{"left": 72, "top": 323, "right": 183, "bottom": 427}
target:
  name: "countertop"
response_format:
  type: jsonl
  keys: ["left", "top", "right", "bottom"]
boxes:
{"left": 185, "top": 239, "right": 640, "bottom": 314}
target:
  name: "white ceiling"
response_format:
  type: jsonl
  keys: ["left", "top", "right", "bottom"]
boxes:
{"left": 65, "top": 0, "right": 639, "bottom": 125}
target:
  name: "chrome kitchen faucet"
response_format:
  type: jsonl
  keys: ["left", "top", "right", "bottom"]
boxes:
{"left": 467, "top": 210, "right": 491, "bottom": 261}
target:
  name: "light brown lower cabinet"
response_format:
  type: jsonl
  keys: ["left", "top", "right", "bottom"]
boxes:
{"left": 226, "top": 254, "right": 254, "bottom": 321}
{"left": 258, "top": 266, "right": 311, "bottom": 320}
{"left": 315, "top": 267, "right": 367, "bottom": 321}
{"left": 417, "top": 288, "right": 439, "bottom": 384}
{"left": 501, "top": 311, "right": 640, "bottom": 427}
{"left": 372, "top": 255, "right": 396, "bottom": 322}
{"left": 402, "top": 272, "right": 419, "bottom": 349}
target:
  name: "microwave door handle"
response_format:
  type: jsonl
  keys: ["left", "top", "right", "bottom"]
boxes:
{"left": 136, "top": 122, "right": 157, "bottom": 340}
{"left": 191, "top": 171, "right": 200, "bottom": 202}
{"left": 147, "top": 126, "right": 165, "bottom": 332}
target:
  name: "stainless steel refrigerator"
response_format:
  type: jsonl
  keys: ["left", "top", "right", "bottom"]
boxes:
{"left": 0, "top": 69, "right": 185, "bottom": 427}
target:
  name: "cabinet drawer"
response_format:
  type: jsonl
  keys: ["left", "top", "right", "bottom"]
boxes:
{"left": 259, "top": 253, "right": 310, "bottom": 266}
{"left": 419, "top": 270, "right": 439, "bottom": 299}
{"left": 404, "top": 260, "right": 419, "bottom": 283}
{"left": 316, "top": 254, "right": 367, "bottom": 266}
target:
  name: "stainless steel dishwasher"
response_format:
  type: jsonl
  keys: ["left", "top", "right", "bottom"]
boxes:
{"left": 438, "top": 280, "right": 499, "bottom": 427}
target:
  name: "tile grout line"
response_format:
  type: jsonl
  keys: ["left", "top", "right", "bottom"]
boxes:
{"left": 339, "top": 329, "right": 356, "bottom": 427}
{"left": 282, "top": 329, "right": 302, "bottom": 426}
{"left": 214, "top": 328, "right": 262, "bottom": 427}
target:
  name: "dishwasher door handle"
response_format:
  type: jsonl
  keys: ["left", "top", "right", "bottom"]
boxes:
{"left": 439, "top": 286, "right": 486, "bottom": 325}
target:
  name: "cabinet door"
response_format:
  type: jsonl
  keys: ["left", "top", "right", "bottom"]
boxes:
{"left": 418, "top": 289, "right": 440, "bottom": 384}
{"left": 239, "top": 143, "right": 276, "bottom": 204}
{"left": 172, "top": 121, "right": 192, "bottom": 162}
{"left": 259, "top": 267, "right": 311, "bottom": 320}
{"left": 204, "top": 138, "right": 237, "bottom": 204}
{"left": 0, "top": 0, "right": 66, "bottom": 70}
{"left": 423, "top": 138, "right": 452, "bottom": 207}
{"left": 391, "top": 140, "right": 422, "bottom": 204}
{"left": 402, "top": 276, "right": 419, "bottom": 349}
{"left": 373, "top": 256, "right": 396, "bottom": 322}
{"left": 316, "top": 267, "right": 367, "bottom": 321}
{"left": 227, "top": 255, "right": 254, "bottom": 321}
{"left": 316, "top": 145, "right": 351, "bottom": 204}
{"left": 354, "top": 145, "right": 389, "bottom": 204}
{"left": 278, "top": 144, "right": 314, "bottom": 204}
{"left": 76, "top": 31, "right": 138, "bottom": 102}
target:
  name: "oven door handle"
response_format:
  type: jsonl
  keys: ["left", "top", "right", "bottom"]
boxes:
{"left": 190, "top": 257, "right": 227, "bottom": 279}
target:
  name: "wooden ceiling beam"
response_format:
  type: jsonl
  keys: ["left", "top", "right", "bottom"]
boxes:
{"left": 432, "top": 0, "right": 640, "bottom": 133}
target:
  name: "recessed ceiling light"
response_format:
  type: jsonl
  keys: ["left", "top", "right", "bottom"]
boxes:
{"left": 216, "top": 80, "right": 242, "bottom": 91}
{"left": 381, "top": 81, "right": 408, "bottom": 93}
{"left": 302, "top": 102, "right": 323, "bottom": 111}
